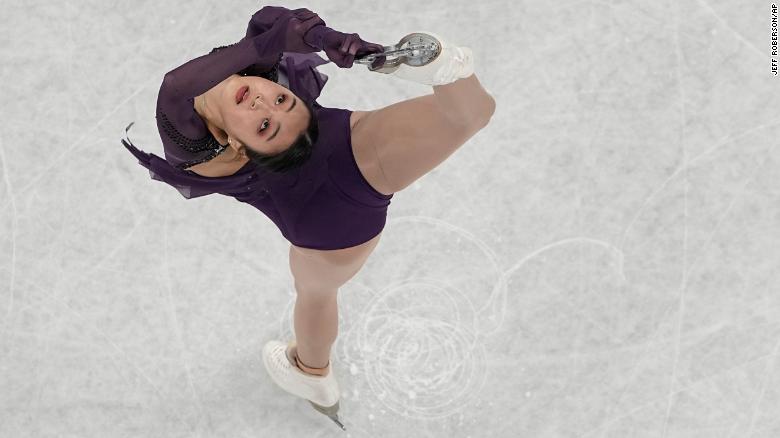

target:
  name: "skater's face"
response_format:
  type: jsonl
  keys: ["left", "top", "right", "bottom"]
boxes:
{"left": 218, "top": 75, "right": 311, "bottom": 155}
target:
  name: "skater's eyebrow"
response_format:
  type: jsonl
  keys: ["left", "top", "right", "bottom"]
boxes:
{"left": 268, "top": 97, "right": 297, "bottom": 142}
{"left": 268, "top": 125, "right": 280, "bottom": 141}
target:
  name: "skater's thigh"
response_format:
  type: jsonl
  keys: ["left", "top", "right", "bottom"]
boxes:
{"left": 351, "top": 94, "right": 479, "bottom": 194}
{"left": 288, "top": 232, "right": 383, "bottom": 295}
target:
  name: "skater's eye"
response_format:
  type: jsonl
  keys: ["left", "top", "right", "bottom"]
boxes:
{"left": 258, "top": 95, "right": 299, "bottom": 144}
{"left": 259, "top": 118, "right": 270, "bottom": 132}
{"left": 258, "top": 95, "right": 288, "bottom": 133}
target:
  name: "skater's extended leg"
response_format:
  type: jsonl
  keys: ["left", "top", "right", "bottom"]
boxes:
{"left": 351, "top": 74, "right": 496, "bottom": 195}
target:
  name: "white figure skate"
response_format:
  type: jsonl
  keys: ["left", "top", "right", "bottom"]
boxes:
{"left": 355, "top": 31, "right": 474, "bottom": 86}
{"left": 262, "top": 339, "right": 345, "bottom": 430}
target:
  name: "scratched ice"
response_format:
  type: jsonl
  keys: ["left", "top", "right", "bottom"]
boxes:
{"left": 1, "top": 1, "right": 779, "bottom": 437}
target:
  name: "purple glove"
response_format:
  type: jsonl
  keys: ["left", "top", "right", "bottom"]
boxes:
{"left": 322, "top": 31, "right": 386, "bottom": 69}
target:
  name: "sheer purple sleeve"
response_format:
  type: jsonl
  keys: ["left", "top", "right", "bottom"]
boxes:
{"left": 246, "top": 6, "right": 338, "bottom": 53}
{"left": 245, "top": 6, "right": 328, "bottom": 52}
{"left": 121, "top": 122, "right": 224, "bottom": 199}
{"left": 155, "top": 38, "right": 260, "bottom": 169}
{"left": 162, "top": 6, "right": 322, "bottom": 101}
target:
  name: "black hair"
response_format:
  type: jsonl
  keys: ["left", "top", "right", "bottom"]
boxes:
{"left": 241, "top": 97, "right": 319, "bottom": 173}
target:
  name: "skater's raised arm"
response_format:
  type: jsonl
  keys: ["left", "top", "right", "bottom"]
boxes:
{"left": 251, "top": 6, "right": 386, "bottom": 69}
{"left": 244, "top": 6, "right": 379, "bottom": 68}
{"left": 161, "top": 6, "right": 323, "bottom": 102}
{"left": 245, "top": 6, "right": 331, "bottom": 53}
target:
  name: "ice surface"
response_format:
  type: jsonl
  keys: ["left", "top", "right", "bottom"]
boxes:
{"left": 1, "top": 0, "right": 780, "bottom": 436}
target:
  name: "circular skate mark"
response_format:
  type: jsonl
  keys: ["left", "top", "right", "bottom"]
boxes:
{"left": 352, "top": 280, "right": 488, "bottom": 419}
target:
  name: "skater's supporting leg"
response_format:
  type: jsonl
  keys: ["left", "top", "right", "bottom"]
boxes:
{"left": 286, "top": 234, "right": 383, "bottom": 373}
{"left": 292, "top": 289, "right": 338, "bottom": 371}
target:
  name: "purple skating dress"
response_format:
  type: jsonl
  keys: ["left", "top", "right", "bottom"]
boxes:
{"left": 121, "top": 6, "right": 393, "bottom": 250}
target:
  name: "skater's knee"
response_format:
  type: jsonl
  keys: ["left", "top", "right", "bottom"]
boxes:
{"left": 433, "top": 75, "right": 496, "bottom": 129}
{"left": 294, "top": 280, "right": 338, "bottom": 303}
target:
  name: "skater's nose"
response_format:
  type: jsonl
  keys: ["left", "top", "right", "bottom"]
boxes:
{"left": 250, "top": 95, "right": 265, "bottom": 110}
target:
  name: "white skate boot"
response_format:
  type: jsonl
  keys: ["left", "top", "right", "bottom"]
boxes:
{"left": 261, "top": 339, "right": 345, "bottom": 430}
{"left": 355, "top": 31, "right": 474, "bottom": 86}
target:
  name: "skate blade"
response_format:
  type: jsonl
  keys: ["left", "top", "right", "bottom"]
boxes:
{"left": 309, "top": 400, "right": 346, "bottom": 431}
{"left": 356, "top": 32, "right": 441, "bottom": 74}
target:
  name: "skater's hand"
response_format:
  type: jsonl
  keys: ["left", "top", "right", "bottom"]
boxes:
{"left": 322, "top": 31, "right": 385, "bottom": 68}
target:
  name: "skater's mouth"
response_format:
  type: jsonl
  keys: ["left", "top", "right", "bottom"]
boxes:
{"left": 236, "top": 85, "right": 249, "bottom": 105}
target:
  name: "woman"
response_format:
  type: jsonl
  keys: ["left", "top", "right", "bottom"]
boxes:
{"left": 121, "top": 5, "right": 495, "bottom": 429}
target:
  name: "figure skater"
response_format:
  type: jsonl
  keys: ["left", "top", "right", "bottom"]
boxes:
{"left": 121, "top": 5, "right": 495, "bottom": 430}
